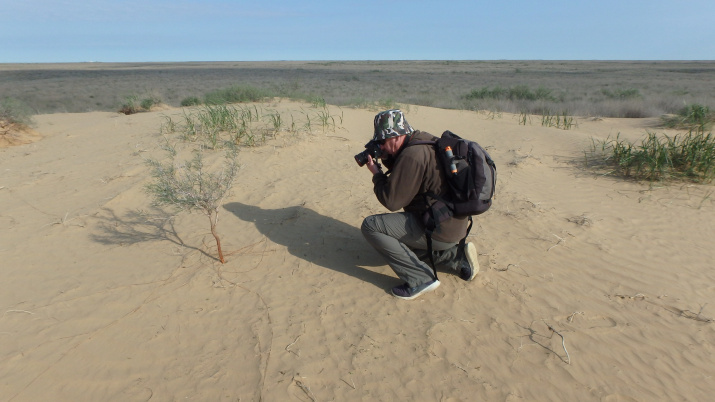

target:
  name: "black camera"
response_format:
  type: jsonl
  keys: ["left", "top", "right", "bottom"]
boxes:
{"left": 354, "top": 140, "right": 383, "bottom": 167}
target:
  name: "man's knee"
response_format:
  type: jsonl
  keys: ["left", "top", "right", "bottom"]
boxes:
{"left": 361, "top": 215, "right": 378, "bottom": 237}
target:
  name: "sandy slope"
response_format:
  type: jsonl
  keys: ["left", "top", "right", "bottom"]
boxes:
{"left": 1, "top": 103, "right": 714, "bottom": 401}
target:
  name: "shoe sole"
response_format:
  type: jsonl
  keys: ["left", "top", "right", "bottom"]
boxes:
{"left": 465, "top": 242, "right": 479, "bottom": 281}
{"left": 392, "top": 280, "right": 441, "bottom": 300}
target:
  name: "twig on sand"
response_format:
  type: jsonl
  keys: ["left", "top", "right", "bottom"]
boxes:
{"left": 547, "top": 234, "right": 565, "bottom": 251}
{"left": 341, "top": 374, "right": 356, "bottom": 390}
{"left": 613, "top": 293, "right": 713, "bottom": 323}
{"left": 567, "top": 312, "right": 584, "bottom": 323}
{"left": 452, "top": 363, "right": 469, "bottom": 373}
{"left": 543, "top": 320, "right": 570, "bottom": 364}
{"left": 294, "top": 377, "right": 317, "bottom": 401}
{"left": 495, "top": 260, "right": 529, "bottom": 277}
{"left": 3, "top": 309, "right": 35, "bottom": 317}
{"left": 285, "top": 334, "right": 302, "bottom": 356}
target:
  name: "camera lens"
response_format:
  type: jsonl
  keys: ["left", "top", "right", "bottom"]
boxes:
{"left": 355, "top": 150, "right": 368, "bottom": 166}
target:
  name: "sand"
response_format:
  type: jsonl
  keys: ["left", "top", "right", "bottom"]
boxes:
{"left": 1, "top": 103, "right": 714, "bottom": 401}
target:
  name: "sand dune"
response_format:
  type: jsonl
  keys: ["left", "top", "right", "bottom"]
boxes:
{"left": 1, "top": 103, "right": 713, "bottom": 401}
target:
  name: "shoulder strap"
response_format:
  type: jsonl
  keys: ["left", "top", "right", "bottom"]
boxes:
{"left": 406, "top": 140, "right": 436, "bottom": 147}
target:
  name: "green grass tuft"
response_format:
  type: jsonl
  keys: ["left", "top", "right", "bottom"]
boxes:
{"left": 140, "top": 96, "right": 161, "bottom": 110}
{"left": 586, "top": 127, "right": 715, "bottom": 182}
{"left": 662, "top": 103, "right": 712, "bottom": 129}
{"left": 541, "top": 111, "right": 576, "bottom": 130}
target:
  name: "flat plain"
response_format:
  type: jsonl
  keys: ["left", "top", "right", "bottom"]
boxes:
{"left": 2, "top": 60, "right": 714, "bottom": 117}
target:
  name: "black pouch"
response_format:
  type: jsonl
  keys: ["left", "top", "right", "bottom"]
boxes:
{"left": 421, "top": 199, "right": 454, "bottom": 231}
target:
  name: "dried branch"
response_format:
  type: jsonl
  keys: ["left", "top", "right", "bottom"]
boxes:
{"left": 294, "top": 378, "right": 317, "bottom": 402}
{"left": 543, "top": 320, "right": 570, "bottom": 364}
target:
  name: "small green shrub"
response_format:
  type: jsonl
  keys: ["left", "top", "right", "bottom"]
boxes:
{"left": 140, "top": 96, "right": 161, "bottom": 110}
{"left": 0, "top": 97, "right": 34, "bottom": 126}
{"left": 119, "top": 95, "right": 140, "bottom": 115}
{"left": 181, "top": 96, "right": 201, "bottom": 107}
{"left": 145, "top": 142, "right": 239, "bottom": 263}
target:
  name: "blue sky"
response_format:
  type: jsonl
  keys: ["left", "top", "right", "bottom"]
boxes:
{"left": 2, "top": 0, "right": 714, "bottom": 63}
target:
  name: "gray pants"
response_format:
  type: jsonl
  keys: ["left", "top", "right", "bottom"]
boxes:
{"left": 361, "top": 212, "right": 462, "bottom": 287}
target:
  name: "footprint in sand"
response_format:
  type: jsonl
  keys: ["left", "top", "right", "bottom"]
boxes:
{"left": 560, "top": 313, "right": 618, "bottom": 331}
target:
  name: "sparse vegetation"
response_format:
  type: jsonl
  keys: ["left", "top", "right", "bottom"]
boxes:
{"left": 204, "top": 85, "right": 269, "bottom": 105}
{"left": 161, "top": 103, "right": 343, "bottom": 149}
{"left": 600, "top": 88, "right": 642, "bottom": 100}
{"left": 147, "top": 100, "right": 343, "bottom": 263}
{"left": 465, "top": 85, "right": 558, "bottom": 102}
{"left": 4, "top": 61, "right": 714, "bottom": 119}
{"left": 586, "top": 127, "right": 715, "bottom": 182}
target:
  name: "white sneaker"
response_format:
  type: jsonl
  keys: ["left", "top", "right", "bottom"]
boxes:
{"left": 460, "top": 242, "right": 479, "bottom": 281}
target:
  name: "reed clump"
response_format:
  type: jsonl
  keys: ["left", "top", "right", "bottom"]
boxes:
{"left": 586, "top": 127, "right": 715, "bottom": 182}
{"left": 541, "top": 111, "right": 576, "bottom": 130}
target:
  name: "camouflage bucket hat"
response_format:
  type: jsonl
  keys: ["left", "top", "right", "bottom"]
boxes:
{"left": 373, "top": 109, "right": 414, "bottom": 141}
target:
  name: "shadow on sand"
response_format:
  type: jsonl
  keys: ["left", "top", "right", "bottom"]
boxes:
{"left": 225, "top": 202, "right": 395, "bottom": 290}
{"left": 90, "top": 207, "right": 216, "bottom": 260}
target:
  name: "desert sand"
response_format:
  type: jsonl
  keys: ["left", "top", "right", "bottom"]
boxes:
{"left": 1, "top": 102, "right": 714, "bottom": 401}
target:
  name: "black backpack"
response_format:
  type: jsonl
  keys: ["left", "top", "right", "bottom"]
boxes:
{"left": 412, "top": 130, "right": 497, "bottom": 278}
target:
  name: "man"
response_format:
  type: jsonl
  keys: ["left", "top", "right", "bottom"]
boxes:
{"left": 361, "top": 109, "right": 479, "bottom": 300}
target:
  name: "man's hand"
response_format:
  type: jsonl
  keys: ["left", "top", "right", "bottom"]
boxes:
{"left": 366, "top": 155, "right": 381, "bottom": 175}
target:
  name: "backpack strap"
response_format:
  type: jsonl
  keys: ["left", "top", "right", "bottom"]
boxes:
{"left": 425, "top": 230, "right": 438, "bottom": 281}
{"left": 422, "top": 193, "right": 439, "bottom": 281}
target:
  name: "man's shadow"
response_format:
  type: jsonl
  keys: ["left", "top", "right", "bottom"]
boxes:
{"left": 225, "top": 202, "right": 396, "bottom": 290}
